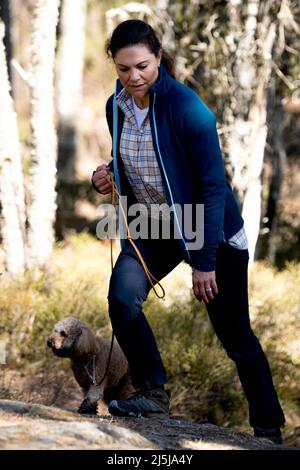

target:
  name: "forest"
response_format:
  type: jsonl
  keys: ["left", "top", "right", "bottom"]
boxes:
{"left": 0, "top": 0, "right": 300, "bottom": 448}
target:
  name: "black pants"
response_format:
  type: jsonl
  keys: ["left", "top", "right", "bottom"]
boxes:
{"left": 108, "top": 238, "right": 285, "bottom": 428}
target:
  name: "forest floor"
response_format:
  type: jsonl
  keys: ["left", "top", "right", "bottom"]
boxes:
{"left": 0, "top": 398, "right": 292, "bottom": 450}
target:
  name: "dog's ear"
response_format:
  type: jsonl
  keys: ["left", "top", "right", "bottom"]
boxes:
{"left": 75, "top": 327, "right": 97, "bottom": 355}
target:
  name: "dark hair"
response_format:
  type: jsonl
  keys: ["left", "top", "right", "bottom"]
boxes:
{"left": 106, "top": 19, "right": 174, "bottom": 77}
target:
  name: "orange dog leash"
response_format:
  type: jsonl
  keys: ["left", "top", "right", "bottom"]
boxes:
{"left": 94, "top": 175, "right": 165, "bottom": 393}
{"left": 110, "top": 177, "right": 166, "bottom": 300}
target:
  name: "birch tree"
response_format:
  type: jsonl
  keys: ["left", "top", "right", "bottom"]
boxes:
{"left": 224, "top": 0, "right": 277, "bottom": 260}
{"left": 26, "top": 0, "right": 60, "bottom": 269}
{"left": 165, "top": 0, "right": 299, "bottom": 261}
{"left": 57, "top": 0, "right": 86, "bottom": 181}
{"left": 0, "top": 0, "right": 12, "bottom": 81}
{"left": 0, "top": 20, "right": 26, "bottom": 275}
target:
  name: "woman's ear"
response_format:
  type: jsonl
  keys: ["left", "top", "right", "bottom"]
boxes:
{"left": 158, "top": 48, "right": 163, "bottom": 66}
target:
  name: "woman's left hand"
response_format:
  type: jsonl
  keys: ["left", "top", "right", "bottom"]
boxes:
{"left": 192, "top": 269, "right": 218, "bottom": 304}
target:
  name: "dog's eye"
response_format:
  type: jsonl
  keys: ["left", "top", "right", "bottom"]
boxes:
{"left": 60, "top": 331, "right": 67, "bottom": 338}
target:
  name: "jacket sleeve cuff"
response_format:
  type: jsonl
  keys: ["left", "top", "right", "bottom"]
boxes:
{"left": 189, "top": 247, "right": 217, "bottom": 272}
{"left": 190, "top": 260, "right": 216, "bottom": 272}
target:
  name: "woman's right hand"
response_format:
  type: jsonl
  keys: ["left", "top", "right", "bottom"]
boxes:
{"left": 92, "top": 164, "right": 113, "bottom": 194}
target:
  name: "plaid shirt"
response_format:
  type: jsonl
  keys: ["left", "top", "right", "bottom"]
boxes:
{"left": 116, "top": 87, "right": 248, "bottom": 250}
{"left": 228, "top": 226, "right": 248, "bottom": 250}
{"left": 117, "top": 88, "right": 169, "bottom": 219}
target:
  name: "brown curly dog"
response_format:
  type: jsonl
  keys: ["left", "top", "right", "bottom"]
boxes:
{"left": 47, "top": 316, "right": 134, "bottom": 414}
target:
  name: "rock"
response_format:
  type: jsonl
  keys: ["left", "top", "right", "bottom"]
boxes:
{"left": 0, "top": 399, "right": 293, "bottom": 450}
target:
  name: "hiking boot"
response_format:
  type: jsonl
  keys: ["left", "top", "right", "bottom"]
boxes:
{"left": 108, "top": 385, "right": 170, "bottom": 418}
{"left": 254, "top": 426, "right": 283, "bottom": 445}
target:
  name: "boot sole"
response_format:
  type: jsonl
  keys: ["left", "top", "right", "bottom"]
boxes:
{"left": 108, "top": 405, "right": 169, "bottom": 419}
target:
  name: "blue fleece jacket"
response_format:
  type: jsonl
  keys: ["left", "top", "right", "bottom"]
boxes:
{"left": 105, "top": 64, "right": 244, "bottom": 271}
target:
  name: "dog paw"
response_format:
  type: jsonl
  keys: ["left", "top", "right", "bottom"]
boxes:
{"left": 78, "top": 399, "right": 97, "bottom": 415}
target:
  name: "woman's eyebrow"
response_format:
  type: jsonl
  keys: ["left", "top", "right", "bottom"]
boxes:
{"left": 117, "top": 60, "right": 150, "bottom": 67}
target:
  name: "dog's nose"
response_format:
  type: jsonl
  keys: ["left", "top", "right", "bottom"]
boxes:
{"left": 47, "top": 338, "right": 52, "bottom": 348}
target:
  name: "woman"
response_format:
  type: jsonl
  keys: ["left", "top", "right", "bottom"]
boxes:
{"left": 92, "top": 19, "right": 285, "bottom": 442}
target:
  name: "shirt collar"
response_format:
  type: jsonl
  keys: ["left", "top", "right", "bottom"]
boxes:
{"left": 116, "top": 88, "right": 136, "bottom": 126}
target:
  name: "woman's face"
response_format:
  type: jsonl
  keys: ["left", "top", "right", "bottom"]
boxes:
{"left": 114, "top": 44, "right": 161, "bottom": 103}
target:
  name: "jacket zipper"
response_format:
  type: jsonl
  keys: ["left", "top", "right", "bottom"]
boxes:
{"left": 152, "top": 93, "right": 190, "bottom": 261}
{"left": 113, "top": 91, "right": 121, "bottom": 193}
{"left": 113, "top": 90, "right": 126, "bottom": 244}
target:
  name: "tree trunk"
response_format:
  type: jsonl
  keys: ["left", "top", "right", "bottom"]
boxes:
{"left": 224, "top": 0, "right": 276, "bottom": 261}
{"left": 57, "top": 0, "right": 86, "bottom": 181}
{"left": 0, "top": 0, "right": 12, "bottom": 82}
{"left": 26, "top": 0, "right": 60, "bottom": 269}
{"left": 0, "top": 20, "right": 26, "bottom": 275}
{"left": 265, "top": 101, "right": 286, "bottom": 263}
{"left": 241, "top": 19, "right": 276, "bottom": 261}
